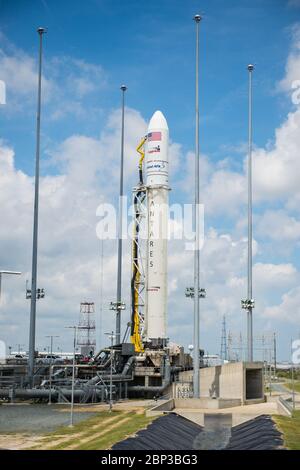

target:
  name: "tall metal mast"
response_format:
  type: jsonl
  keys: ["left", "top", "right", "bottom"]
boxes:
{"left": 99, "top": 238, "right": 104, "bottom": 349}
{"left": 242, "top": 65, "right": 255, "bottom": 362}
{"left": 115, "top": 85, "right": 127, "bottom": 345}
{"left": 193, "top": 14, "right": 202, "bottom": 398}
{"left": 28, "top": 27, "right": 46, "bottom": 383}
{"left": 247, "top": 64, "right": 254, "bottom": 362}
{"left": 241, "top": 65, "right": 255, "bottom": 362}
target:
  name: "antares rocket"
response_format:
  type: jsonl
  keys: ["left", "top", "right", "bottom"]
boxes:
{"left": 145, "top": 111, "right": 169, "bottom": 344}
{"left": 130, "top": 110, "right": 170, "bottom": 352}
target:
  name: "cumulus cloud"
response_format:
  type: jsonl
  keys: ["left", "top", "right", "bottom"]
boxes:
{"left": 190, "top": 25, "right": 300, "bottom": 216}
{"left": 198, "top": 99, "right": 300, "bottom": 212}
{"left": 278, "top": 23, "right": 300, "bottom": 92}
{"left": 252, "top": 109, "right": 300, "bottom": 201}
{"left": 257, "top": 210, "right": 300, "bottom": 242}
{"left": 0, "top": 49, "right": 54, "bottom": 108}
{"left": 0, "top": 34, "right": 107, "bottom": 119}
{"left": 1, "top": 125, "right": 282, "bottom": 353}
{"left": 0, "top": 107, "right": 147, "bottom": 349}
{"left": 254, "top": 262, "right": 298, "bottom": 291}
{"left": 264, "top": 286, "right": 300, "bottom": 322}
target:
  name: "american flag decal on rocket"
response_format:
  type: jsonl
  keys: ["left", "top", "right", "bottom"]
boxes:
{"left": 148, "top": 131, "right": 162, "bottom": 141}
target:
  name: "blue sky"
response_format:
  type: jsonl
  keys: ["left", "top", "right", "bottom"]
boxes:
{"left": 0, "top": 0, "right": 297, "bottom": 168}
{"left": 1, "top": 0, "right": 300, "bottom": 360}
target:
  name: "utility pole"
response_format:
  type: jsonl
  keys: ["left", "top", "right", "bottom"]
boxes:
{"left": 193, "top": 14, "right": 202, "bottom": 398}
{"left": 105, "top": 331, "right": 115, "bottom": 412}
{"left": 115, "top": 85, "right": 127, "bottom": 345}
{"left": 45, "top": 335, "right": 59, "bottom": 405}
{"left": 291, "top": 337, "right": 295, "bottom": 411}
{"left": 273, "top": 332, "right": 277, "bottom": 377}
{"left": 66, "top": 326, "right": 77, "bottom": 427}
{"left": 99, "top": 238, "right": 104, "bottom": 350}
{"left": 242, "top": 64, "right": 255, "bottom": 362}
{"left": 220, "top": 315, "right": 227, "bottom": 361}
{"left": 17, "top": 344, "right": 24, "bottom": 354}
{"left": 28, "top": 27, "right": 46, "bottom": 384}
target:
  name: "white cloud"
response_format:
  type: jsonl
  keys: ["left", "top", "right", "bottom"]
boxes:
{"left": 278, "top": 23, "right": 300, "bottom": 92}
{"left": 254, "top": 262, "right": 298, "bottom": 291}
{"left": 0, "top": 129, "right": 276, "bottom": 353}
{"left": 264, "top": 286, "right": 300, "bottom": 322}
{"left": 0, "top": 107, "right": 147, "bottom": 348}
{"left": 253, "top": 109, "right": 300, "bottom": 201}
{"left": 196, "top": 103, "right": 300, "bottom": 212}
{"left": 181, "top": 24, "right": 300, "bottom": 216}
{"left": 0, "top": 36, "right": 107, "bottom": 119}
{"left": 202, "top": 168, "right": 246, "bottom": 216}
{"left": 0, "top": 49, "right": 54, "bottom": 104}
{"left": 257, "top": 210, "right": 300, "bottom": 242}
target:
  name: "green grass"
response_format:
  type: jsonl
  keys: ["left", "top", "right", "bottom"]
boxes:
{"left": 79, "top": 412, "right": 154, "bottom": 450}
{"left": 274, "top": 411, "right": 300, "bottom": 450}
{"left": 283, "top": 381, "right": 300, "bottom": 393}
{"left": 29, "top": 410, "right": 155, "bottom": 450}
{"left": 48, "top": 411, "right": 121, "bottom": 437}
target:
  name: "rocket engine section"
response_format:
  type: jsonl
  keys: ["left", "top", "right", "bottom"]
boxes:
{"left": 145, "top": 111, "right": 169, "bottom": 345}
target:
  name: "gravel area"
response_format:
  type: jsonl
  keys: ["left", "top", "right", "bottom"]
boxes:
{"left": 0, "top": 404, "right": 96, "bottom": 434}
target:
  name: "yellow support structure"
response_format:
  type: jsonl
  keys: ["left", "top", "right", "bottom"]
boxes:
{"left": 130, "top": 137, "right": 147, "bottom": 353}
{"left": 136, "top": 136, "right": 146, "bottom": 170}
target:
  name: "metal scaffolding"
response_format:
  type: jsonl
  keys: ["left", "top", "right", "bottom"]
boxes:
{"left": 130, "top": 186, "right": 147, "bottom": 352}
{"left": 77, "top": 302, "right": 96, "bottom": 356}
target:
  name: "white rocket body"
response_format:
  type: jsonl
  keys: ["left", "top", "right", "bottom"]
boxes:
{"left": 145, "top": 111, "right": 169, "bottom": 341}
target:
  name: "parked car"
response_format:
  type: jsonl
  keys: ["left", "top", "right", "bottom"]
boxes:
{"left": 37, "top": 355, "right": 64, "bottom": 365}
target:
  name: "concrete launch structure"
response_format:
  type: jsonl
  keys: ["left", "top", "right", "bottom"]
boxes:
{"left": 145, "top": 111, "right": 169, "bottom": 343}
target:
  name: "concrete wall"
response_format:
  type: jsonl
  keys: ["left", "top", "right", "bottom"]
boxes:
{"left": 146, "top": 398, "right": 174, "bottom": 416}
{"left": 200, "top": 362, "right": 245, "bottom": 400}
{"left": 175, "top": 398, "right": 241, "bottom": 409}
{"left": 177, "top": 370, "right": 193, "bottom": 382}
{"left": 178, "top": 362, "right": 264, "bottom": 404}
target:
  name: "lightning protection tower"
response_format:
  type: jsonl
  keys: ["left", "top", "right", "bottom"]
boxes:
{"left": 77, "top": 302, "right": 96, "bottom": 357}
{"left": 220, "top": 315, "right": 227, "bottom": 361}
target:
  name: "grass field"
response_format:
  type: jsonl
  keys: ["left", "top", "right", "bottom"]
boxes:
{"left": 28, "top": 409, "right": 155, "bottom": 450}
{"left": 274, "top": 411, "right": 300, "bottom": 450}
{"left": 283, "top": 381, "right": 300, "bottom": 393}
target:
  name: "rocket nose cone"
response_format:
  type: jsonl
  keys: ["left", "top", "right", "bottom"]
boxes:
{"left": 148, "top": 110, "right": 168, "bottom": 130}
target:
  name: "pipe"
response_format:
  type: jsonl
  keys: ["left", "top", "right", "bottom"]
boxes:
{"left": 121, "top": 355, "right": 136, "bottom": 376}
{"left": 0, "top": 388, "right": 103, "bottom": 400}
{"left": 83, "top": 356, "right": 136, "bottom": 386}
{"left": 127, "top": 385, "right": 169, "bottom": 393}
